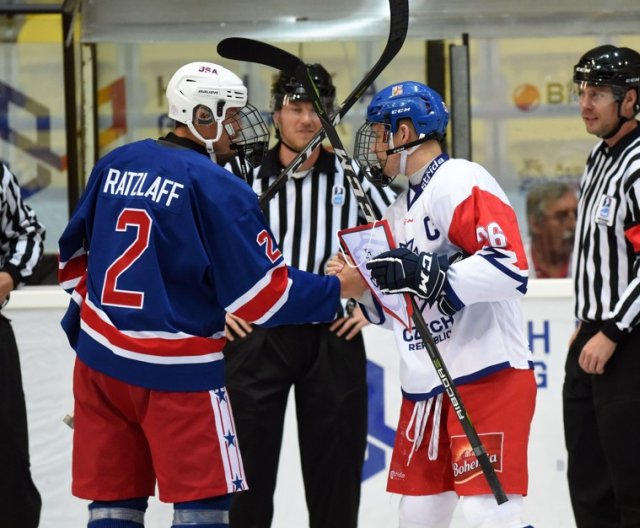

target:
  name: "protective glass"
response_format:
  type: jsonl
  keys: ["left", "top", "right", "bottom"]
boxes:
{"left": 224, "top": 103, "right": 270, "bottom": 167}
{"left": 570, "top": 83, "right": 618, "bottom": 105}
{"left": 279, "top": 101, "right": 321, "bottom": 120}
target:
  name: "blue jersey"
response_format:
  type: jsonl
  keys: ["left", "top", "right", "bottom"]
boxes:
{"left": 58, "top": 138, "right": 340, "bottom": 391}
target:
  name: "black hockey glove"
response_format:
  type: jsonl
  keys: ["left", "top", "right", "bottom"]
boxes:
{"left": 366, "top": 248, "right": 450, "bottom": 305}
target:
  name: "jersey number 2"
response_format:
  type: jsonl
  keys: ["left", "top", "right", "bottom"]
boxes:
{"left": 102, "top": 208, "right": 152, "bottom": 308}
{"left": 257, "top": 229, "right": 282, "bottom": 263}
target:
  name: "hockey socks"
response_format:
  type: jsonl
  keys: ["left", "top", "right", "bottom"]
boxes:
{"left": 172, "top": 494, "right": 232, "bottom": 528}
{"left": 87, "top": 498, "right": 148, "bottom": 528}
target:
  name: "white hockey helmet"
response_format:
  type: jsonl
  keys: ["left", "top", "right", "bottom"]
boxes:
{"left": 166, "top": 62, "right": 248, "bottom": 155}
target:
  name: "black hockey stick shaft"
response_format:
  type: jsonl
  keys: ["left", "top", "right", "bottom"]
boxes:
{"left": 216, "top": 0, "right": 507, "bottom": 504}
{"left": 296, "top": 58, "right": 508, "bottom": 505}
{"left": 309, "top": 76, "right": 508, "bottom": 505}
{"left": 216, "top": 0, "right": 408, "bottom": 207}
{"left": 408, "top": 297, "right": 509, "bottom": 504}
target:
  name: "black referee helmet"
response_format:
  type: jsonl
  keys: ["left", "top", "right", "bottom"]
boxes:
{"left": 573, "top": 45, "right": 640, "bottom": 113}
{"left": 271, "top": 64, "right": 336, "bottom": 113}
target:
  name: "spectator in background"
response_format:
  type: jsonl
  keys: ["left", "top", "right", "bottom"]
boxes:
{"left": 0, "top": 161, "right": 45, "bottom": 528}
{"left": 525, "top": 181, "right": 577, "bottom": 278}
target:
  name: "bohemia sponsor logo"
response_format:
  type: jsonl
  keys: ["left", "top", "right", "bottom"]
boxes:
{"left": 450, "top": 432, "right": 503, "bottom": 484}
{"left": 389, "top": 469, "right": 406, "bottom": 481}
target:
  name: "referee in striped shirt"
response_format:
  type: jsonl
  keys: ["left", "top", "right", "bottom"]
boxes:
{"left": 223, "top": 65, "right": 394, "bottom": 528}
{"left": 0, "top": 161, "right": 44, "bottom": 527}
{"left": 564, "top": 45, "right": 640, "bottom": 528}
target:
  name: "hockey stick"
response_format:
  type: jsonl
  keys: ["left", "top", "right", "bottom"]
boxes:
{"left": 305, "top": 69, "right": 508, "bottom": 504}
{"left": 229, "top": 45, "right": 508, "bottom": 504}
{"left": 219, "top": 40, "right": 379, "bottom": 220}
{"left": 305, "top": 70, "right": 508, "bottom": 505}
{"left": 216, "top": 0, "right": 408, "bottom": 208}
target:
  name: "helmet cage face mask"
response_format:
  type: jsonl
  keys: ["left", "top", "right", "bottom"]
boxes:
{"left": 354, "top": 121, "right": 395, "bottom": 187}
{"left": 224, "top": 103, "right": 271, "bottom": 168}
{"left": 355, "top": 82, "right": 449, "bottom": 187}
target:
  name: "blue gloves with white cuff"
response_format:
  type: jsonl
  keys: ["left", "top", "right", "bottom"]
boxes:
{"left": 365, "top": 248, "right": 460, "bottom": 316}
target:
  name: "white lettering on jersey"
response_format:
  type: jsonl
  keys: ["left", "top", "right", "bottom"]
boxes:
{"left": 102, "top": 168, "right": 184, "bottom": 207}
{"left": 103, "top": 168, "right": 121, "bottom": 194}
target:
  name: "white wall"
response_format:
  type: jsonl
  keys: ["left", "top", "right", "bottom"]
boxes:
{"left": 6, "top": 280, "right": 576, "bottom": 527}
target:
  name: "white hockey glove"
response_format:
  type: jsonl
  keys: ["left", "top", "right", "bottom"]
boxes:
{"left": 366, "top": 248, "right": 449, "bottom": 305}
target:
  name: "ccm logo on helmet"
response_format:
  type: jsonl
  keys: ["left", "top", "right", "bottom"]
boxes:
{"left": 198, "top": 66, "right": 218, "bottom": 74}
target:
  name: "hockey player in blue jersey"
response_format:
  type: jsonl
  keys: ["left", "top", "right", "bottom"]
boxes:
{"left": 58, "top": 62, "right": 355, "bottom": 528}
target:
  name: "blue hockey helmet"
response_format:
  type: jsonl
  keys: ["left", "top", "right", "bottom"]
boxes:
{"left": 354, "top": 82, "right": 448, "bottom": 187}
{"left": 366, "top": 81, "right": 449, "bottom": 140}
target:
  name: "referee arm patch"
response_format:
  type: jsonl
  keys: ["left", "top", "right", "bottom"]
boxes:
{"left": 624, "top": 222, "right": 640, "bottom": 253}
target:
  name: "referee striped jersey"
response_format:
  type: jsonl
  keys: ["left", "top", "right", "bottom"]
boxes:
{"left": 228, "top": 144, "right": 395, "bottom": 275}
{"left": 0, "top": 162, "right": 45, "bottom": 290}
{"left": 572, "top": 124, "right": 640, "bottom": 338}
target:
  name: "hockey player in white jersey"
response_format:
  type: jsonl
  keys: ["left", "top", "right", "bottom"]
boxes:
{"left": 330, "top": 81, "right": 536, "bottom": 528}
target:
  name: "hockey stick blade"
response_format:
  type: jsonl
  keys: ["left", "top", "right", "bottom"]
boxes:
{"left": 217, "top": 38, "right": 300, "bottom": 76}
{"left": 217, "top": 0, "right": 409, "bottom": 207}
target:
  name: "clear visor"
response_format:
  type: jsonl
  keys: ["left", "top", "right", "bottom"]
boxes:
{"left": 570, "top": 83, "right": 619, "bottom": 105}
{"left": 276, "top": 93, "right": 335, "bottom": 113}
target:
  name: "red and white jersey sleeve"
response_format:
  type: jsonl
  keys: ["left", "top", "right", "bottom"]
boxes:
{"left": 430, "top": 158, "right": 529, "bottom": 305}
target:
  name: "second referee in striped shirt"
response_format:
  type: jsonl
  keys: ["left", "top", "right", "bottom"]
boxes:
{"left": 223, "top": 65, "right": 394, "bottom": 528}
{"left": 564, "top": 45, "right": 640, "bottom": 528}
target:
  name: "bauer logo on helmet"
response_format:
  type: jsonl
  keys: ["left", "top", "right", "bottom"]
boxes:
{"left": 196, "top": 88, "right": 221, "bottom": 97}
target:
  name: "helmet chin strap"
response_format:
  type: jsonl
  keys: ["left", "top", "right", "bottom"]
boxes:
{"left": 600, "top": 111, "right": 630, "bottom": 140}
{"left": 280, "top": 138, "right": 302, "bottom": 154}
{"left": 600, "top": 91, "right": 634, "bottom": 140}
{"left": 187, "top": 120, "right": 224, "bottom": 163}
{"left": 273, "top": 121, "right": 303, "bottom": 154}
{"left": 389, "top": 133, "right": 423, "bottom": 176}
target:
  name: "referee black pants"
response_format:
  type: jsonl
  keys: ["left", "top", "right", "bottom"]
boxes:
{"left": 563, "top": 322, "right": 640, "bottom": 528}
{"left": 224, "top": 323, "right": 368, "bottom": 528}
{"left": 0, "top": 314, "right": 41, "bottom": 527}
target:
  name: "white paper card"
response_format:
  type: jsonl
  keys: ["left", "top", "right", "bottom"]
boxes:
{"left": 338, "top": 220, "right": 413, "bottom": 330}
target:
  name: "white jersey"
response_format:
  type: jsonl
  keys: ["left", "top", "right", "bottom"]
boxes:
{"left": 361, "top": 154, "right": 532, "bottom": 400}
